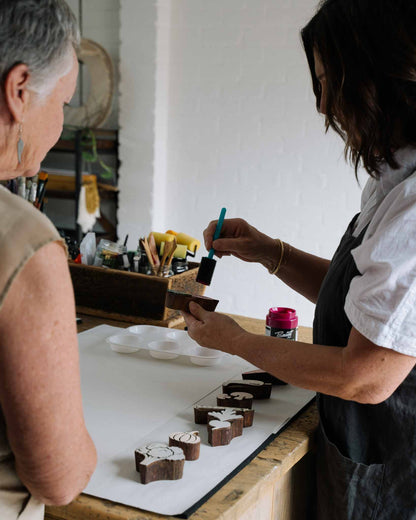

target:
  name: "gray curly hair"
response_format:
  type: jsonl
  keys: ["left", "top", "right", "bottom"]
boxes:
{"left": 0, "top": 0, "right": 80, "bottom": 100}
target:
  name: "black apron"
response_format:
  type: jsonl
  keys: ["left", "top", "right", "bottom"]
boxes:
{"left": 313, "top": 214, "right": 416, "bottom": 520}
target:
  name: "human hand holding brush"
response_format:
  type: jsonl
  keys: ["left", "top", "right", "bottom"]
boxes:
{"left": 202, "top": 217, "right": 281, "bottom": 273}
{"left": 202, "top": 217, "right": 331, "bottom": 303}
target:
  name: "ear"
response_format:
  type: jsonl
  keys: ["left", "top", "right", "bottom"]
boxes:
{"left": 3, "top": 64, "right": 31, "bottom": 123}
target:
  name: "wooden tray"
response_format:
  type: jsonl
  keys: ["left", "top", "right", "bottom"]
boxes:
{"left": 69, "top": 261, "right": 205, "bottom": 323}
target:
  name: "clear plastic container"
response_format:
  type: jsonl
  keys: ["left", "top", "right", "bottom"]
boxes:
{"left": 93, "top": 239, "right": 126, "bottom": 268}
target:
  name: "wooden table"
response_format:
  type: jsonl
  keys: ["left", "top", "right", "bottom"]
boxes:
{"left": 45, "top": 314, "right": 318, "bottom": 520}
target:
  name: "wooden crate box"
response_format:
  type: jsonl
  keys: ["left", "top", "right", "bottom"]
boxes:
{"left": 69, "top": 261, "right": 205, "bottom": 324}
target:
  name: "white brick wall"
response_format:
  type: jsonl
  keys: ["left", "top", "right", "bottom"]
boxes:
{"left": 119, "top": 0, "right": 363, "bottom": 327}
{"left": 118, "top": 0, "right": 158, "bottom": 241}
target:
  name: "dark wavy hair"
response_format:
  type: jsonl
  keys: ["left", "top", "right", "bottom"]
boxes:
{"left": 302, "top": 0, "right": 416, "bottom": 178}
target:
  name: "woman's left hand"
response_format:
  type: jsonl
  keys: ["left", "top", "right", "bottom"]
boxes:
{"left": 182, "top": 302, "right": 247, "bottom": 354}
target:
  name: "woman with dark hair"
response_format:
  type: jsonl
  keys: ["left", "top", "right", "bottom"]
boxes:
{"left": 0, "top": 1, "right": 96, "bottom": 518}
{"left": 183, "top": 0, "right": 416, "bottom": 517}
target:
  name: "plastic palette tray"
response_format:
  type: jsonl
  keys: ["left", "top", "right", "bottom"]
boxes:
{"left": 106, "top": 325, "right": 226, "bottom": 366}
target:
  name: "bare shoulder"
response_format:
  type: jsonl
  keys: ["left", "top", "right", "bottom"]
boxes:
{"left": 0, "top": 239, "right": 74, "bottom": 339}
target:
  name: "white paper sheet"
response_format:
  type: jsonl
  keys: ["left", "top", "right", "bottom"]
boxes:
{"left": 79, "top": 325, "right": 315, "bottom": 516}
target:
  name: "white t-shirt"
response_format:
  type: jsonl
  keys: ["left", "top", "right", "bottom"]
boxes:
{"left": 345, "top": 147, "right": 416, "bottom": 356}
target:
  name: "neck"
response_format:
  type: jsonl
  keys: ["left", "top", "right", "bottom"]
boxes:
{"left": 0, "top": 112, "right": 24, "bottom": 180}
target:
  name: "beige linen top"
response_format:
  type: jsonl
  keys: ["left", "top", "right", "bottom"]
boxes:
{"left": 0, "top": 185, "right": 66, "bottom": 519}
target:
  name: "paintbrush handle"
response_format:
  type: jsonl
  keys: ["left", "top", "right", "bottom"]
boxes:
{"left": 140, "top": 238, "right": 155, "bottom": 268}
{"left": 157, "top": 242, "right": 170, "bottom": 275}
{"left": 208, "top": 207, "right": 226, "bottom": 259}
{"left": 166, "top": 238, "right": 177, "bottom": 267}
{"left": 147, "top": 232, "right": 160, "bottom": 267}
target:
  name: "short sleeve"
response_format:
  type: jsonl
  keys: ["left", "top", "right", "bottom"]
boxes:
{"left": 345, "top": 175, "right": 416, "bottom": 356}
{"left": 0, "top": 186, "right": 66, "bottom": 311}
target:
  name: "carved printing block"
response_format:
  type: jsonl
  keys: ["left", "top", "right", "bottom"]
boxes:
{"left": 135, "top": 442, "right": 185, "bottom": 484}
{"left": 135, "top": 378, "right": 268, "bottom": 482}
{"left": 222, "top": 379, "right": 272, "bottom": 399}
{"left": 217, "top": 391, "right": 253, "bottom": 409}
{"left": 207, "top": 409, "right": 244, "bottom": 447}
{"left": 194, "top": 405, "right": 254, "bottom": 427}
{"left": 169, "top": 431, "right": 200, "bottom": 461}
{"left": 242, "top": 369, "right": 287, "bottom": 385}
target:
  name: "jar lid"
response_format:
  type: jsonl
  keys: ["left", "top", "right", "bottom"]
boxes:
{"left": 266, "top": 307, "right": 298, "bottom": 329}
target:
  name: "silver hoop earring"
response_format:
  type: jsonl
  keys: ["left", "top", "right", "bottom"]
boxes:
{"left": 17, "top": 123, "right": 24, "bottom": 164}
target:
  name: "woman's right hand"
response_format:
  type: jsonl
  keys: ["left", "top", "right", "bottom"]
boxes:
{"left": 203, "top": 217, "right": 280, "bottom": 271}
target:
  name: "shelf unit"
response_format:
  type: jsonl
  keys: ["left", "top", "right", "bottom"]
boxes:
{"left": 42, "top": 128, "right": 119, "bottom": 243}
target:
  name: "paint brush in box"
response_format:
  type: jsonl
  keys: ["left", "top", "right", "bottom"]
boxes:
{"left": 34, "top": 171, "right": 48, "bottom": 209}
{"left": 196, "top": 207, "right": 226, "bottom": 286}
{"left": 139, "top": 237, "right": 157, "bottom": 275}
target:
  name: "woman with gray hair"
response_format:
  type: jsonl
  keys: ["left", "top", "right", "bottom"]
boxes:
{"left": 0, "top": 1, "right": 96, "bottom": 518}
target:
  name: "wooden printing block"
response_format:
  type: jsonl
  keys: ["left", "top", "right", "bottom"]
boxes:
{"left": 207, "top": 409, "right": 244, "bottom": 447}
{"left": 216, "top": 391, "right": 253, "bottom": 409}
{"left": 222, "top": 379, "right": 272, "bottom": 399}
{"left": 169, "top": 431, "right": 200, "bottom": 461}
{"left": 134, "top": 442, "right": 185, "bottom": 484}
{"left": 242, "top": 369, "right": 287, "bottom": 386}
{"left": 194, "top": 405, "right": 254, "bottom": 427}
{"left": 165, "top": 290, "right": 219, "bottom": 312}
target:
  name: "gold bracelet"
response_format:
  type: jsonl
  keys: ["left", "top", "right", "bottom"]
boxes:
{"left": 269, "top": 238, "right": 285, "bottom": 275}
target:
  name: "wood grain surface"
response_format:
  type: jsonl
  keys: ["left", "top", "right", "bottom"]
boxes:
{"left": 69, "top": 261, "right": 206, "bottom": 322}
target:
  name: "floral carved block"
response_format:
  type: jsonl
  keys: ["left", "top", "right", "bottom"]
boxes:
{"left": 135, "top": 442, "right": 185, "bottom": 484}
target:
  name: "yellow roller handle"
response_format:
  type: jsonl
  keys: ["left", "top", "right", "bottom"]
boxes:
{"left": 167, "top": 231, "right": 200, "bottom": 253}
{"left": 151, "top": 232, "right": 176, "bottom": 247}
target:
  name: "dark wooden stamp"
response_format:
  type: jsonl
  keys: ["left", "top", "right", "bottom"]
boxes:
{"left": 207, "top": 409, "right": 244, "bottom": 447}
{"left": 169, "top": 431, "right": 200, "bottom": 461}
{"left": 194, "top": 405, "right": 254, "bottom": 427}
{"left": 165, "top": 290, "right": 219, "bottom": 312}
{"left": 222, "top": 379, "right": 272, "bottom": 399}
{"left": 242, "top": 369, "right": 287, "bottom": 385}
{"left": 216, "top": 391, "right": 253, "bottom": 409}
{"left": 134, "top": 442, "right": 185, "bottom": 484}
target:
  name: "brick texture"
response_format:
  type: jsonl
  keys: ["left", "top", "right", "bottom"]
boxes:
{"left": 119, "top": 0, "right": 362, "bottom": 326}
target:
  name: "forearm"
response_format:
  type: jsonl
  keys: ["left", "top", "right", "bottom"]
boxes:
{"left": 231, "top": 329, "right": 416, "bottom": 405}
{"left": 261, "top": 241, "right": 330, "bottom": 303}
{"left": 232, "top": 331, "right": 350, "bottom": 398}
{"left": 184, "top": 305, "right": 416, "bottom": 405}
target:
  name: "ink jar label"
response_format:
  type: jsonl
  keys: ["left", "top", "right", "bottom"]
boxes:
{"left": 265, "top": 326, "right": 298, "bottom": 340}
{"left": 266, "top": 307, "right": 298, "bottom": 341}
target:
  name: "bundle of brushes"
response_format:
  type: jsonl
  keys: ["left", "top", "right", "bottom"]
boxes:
{"left": 85, "top": 230, "right": 201, "bottom": 276}
{"left": 138, "top": 230, "right": 200, "bottom": 277}
{"left": 13, "top": 172, "right": 49, "bottom": 210}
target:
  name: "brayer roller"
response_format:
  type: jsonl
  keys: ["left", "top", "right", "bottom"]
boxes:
{"left": 151, "top": 232, "right": 176, "bottom": 247}
{"left": 151, "top": 231, "right": 200, "bottom": 254}
{"left": 166, "top": 231, "right": 200, "bottom": 254}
